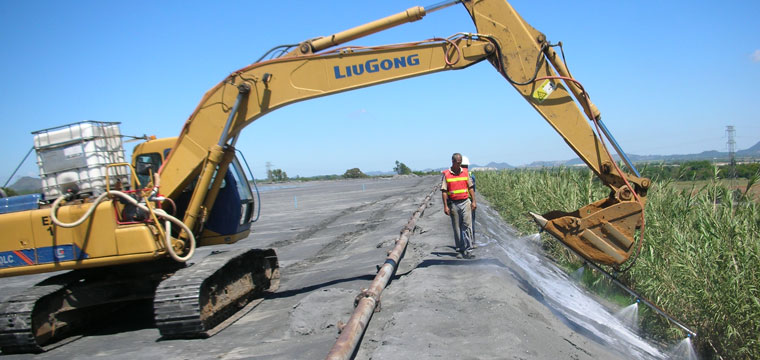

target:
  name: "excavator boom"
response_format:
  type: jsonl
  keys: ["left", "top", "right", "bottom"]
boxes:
{"left": 162, "top": 0, "right": 648, "bottom": 266}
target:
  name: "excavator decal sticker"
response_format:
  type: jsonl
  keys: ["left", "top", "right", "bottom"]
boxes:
{"left": 334, "top": 54, "right": 420, "bottom": 79}
{"left": 14, "top": 251, "right": 33, "bottom": 265}
{"left": 0, "top": 249, "right": 34, "bottom": 267}
{"left": 0, "top": 245, "right": 89, "bottom": 268}
{"left": 532, "top": 79, "right": 557, "bottom": 103}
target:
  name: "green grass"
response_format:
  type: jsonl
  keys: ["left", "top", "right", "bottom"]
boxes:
{"left": 476, "top": 168, "right": 760, "bottom": 359}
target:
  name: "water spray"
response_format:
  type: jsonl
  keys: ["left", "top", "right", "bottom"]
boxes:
{"left": 580, "top": 259, "right": 697, "bottom": 338}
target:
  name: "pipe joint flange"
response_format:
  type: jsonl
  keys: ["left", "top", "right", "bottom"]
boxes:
{"left": 354, "top": 289, "right": 381, "bottom": 312}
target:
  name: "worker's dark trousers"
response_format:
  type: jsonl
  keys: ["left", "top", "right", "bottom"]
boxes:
{"left": 448, "top": 198, "right": 473, "bottom": 253}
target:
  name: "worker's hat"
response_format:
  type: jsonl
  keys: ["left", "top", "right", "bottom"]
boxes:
{"left": 461, "top": 155, "right": 470, "bottom": 167}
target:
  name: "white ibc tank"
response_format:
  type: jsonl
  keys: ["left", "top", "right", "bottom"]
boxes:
{"left": 33, "top": 121, "right": 130, "bottom": 199}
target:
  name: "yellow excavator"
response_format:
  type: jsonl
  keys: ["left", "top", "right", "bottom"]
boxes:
{"left": 0, "top": 0, "right": 648, "bottom": 353}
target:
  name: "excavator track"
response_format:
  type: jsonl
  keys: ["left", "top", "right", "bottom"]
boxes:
{"left": 154, "top": 248, "right": 279, "bottom": 338}
{"left": 0, "top": 261, "right": 178, "bottom": 354}
{"left": 0, "top": 282, "right": 68, "bottom": 354}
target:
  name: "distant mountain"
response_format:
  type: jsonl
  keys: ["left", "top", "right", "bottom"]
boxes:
{"left": 524, "top": 160, "right": 569, "bottom": 168}
{"left": 420, "top": 168, "right": 445, "bottom": 173}
{"left": 404, "top": 141, "right": 759, "bottom": 173}
{"left": 481, "top": 162, "right": 514, "bottom": 169}
{"left": 420, "top": 162, "right": 514, "bottom": 173}
{"left": 523, "top": 140, "right": 760, "bottom": 167}
{"left": 739, "top": 141, "right": 760, "bottom": 157}
{"left": 8, "top": 176, "right": 42, "bottom": 193}
{"left": 365, "top": 170, "right": 395, "bottom": 176}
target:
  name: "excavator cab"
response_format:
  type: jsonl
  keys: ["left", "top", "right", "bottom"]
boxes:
{"left": 131, "top": 137, "right": 256, "bottom": 246}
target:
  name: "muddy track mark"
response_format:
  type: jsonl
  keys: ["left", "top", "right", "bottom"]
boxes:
{"left": 267, "top": 194, "right": 395, "bottom": 250}
{"left": 284, "top": 184, "right": 433, "bottom": 274}
{"left": 268, "top": 177, "right": 431, "bottom": 251}
{"left": 283, "top": 195, "right": 407, "bottom": 274}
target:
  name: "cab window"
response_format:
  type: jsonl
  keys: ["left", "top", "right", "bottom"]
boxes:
{"left": 135, "top": 153, "right": 162, "bottom": 188}
{"left": 230, "top": 159, "right": 253, "bottom": 201}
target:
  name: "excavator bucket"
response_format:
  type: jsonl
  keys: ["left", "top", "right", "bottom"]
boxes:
{"left": 530, "top": 198, "right": 643, "bottom": 266}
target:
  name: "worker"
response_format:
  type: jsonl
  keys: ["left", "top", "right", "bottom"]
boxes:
{"left": 461, "top": 155, "right": 477, "bottom": 248}
{"left": 441, "top": 152, "right": 477, "bottom": 259}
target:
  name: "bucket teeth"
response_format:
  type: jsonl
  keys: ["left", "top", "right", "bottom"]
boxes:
{"left": 529, "top": 212, "right": 548, "bottom": 228}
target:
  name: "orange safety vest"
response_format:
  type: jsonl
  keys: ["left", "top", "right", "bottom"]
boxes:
{"left": 443, "top": 168, "right": 470, "bottom": 201}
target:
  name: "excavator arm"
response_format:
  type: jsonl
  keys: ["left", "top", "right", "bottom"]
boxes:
{"left": 461, "top": 0, "right": 650, "bottom": 267}
{"left": 160, "top": 0, "right": 648, "bottom": 267}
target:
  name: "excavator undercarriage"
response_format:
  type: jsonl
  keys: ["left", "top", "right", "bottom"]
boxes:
{"left": 0, "top": 249, "right": 278, "bottom": 353}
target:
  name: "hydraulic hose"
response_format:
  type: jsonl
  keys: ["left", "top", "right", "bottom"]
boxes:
{"left": 50, "top": 192, "right": 109, "bottom": 228}
{"left": 50, "top": 191, "right": 196, "bottom": 262}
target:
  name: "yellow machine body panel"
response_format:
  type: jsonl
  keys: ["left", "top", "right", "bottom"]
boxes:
{"left": 197, "top": 228, "right": 250, "bottom": 247}
{"left": 0, "top": 202, "right": 165, "bottom": 277}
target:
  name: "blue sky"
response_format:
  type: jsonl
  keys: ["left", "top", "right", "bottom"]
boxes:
{"left": 1, "top": 1, "right": 759, "bottom": 182}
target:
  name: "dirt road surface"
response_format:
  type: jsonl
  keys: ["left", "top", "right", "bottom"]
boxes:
{"left": 2, "top": 176, "right": 659, "bottom": 359}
